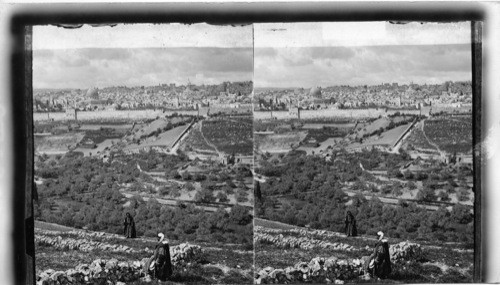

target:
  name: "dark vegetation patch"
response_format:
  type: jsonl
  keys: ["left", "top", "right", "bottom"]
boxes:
{"left": 304, "top": 127, "right": 349, "bottom": 143}
{"left": 35, "top": 150, "right": 253, "bottom": 247}
{"left": 81, "top": 128, "right": 126, "bottom": 145}
{"left": 423, "top": 116, "right": 472, "bottom": 153}
{"left": 201, "top": 117, "right": 253, "bottom": 155}
{"left": 255, "top": 149, "right": 473, "bottom": 245}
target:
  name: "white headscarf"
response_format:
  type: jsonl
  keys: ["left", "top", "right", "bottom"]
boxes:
{"left": 377, "top": 231, "right": 384, "bottom": 239}
{"left": 157, "top": 232, "right": 165, "bottom": 242}
{"left": 157, "top": 232, "right": 168, "bottom": 244}
{"left": 377, "top": 231, "right": 388, "bottom": 242}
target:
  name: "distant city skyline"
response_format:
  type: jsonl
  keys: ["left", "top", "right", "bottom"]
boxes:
{"left": 253, "top": 77, "right": 471, "bottom": 91}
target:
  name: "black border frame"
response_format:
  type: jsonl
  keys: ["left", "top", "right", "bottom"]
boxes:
{"left": 10, "top": 2, "right": 485, "bottom": 284}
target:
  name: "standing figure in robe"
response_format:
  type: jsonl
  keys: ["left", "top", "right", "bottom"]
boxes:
{"left": 124, "top": 212, "right": 136, "bottom": 238}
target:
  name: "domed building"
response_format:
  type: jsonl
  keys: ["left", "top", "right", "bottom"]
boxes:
{"left": 82, "top": 87, "right": 113, "bottom": 111}
{"left": 309, "top": 86, "right": 322, "bottom": 98}
{"left": 86, "top": 87, "right": 99, "bottom": 100}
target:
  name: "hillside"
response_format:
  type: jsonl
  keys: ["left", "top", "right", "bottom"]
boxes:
{"left": 255, "top": 149, "right": 474, "bottom": 244}
{"left": 254, "top": 218, "right": 473, "bottom": 283}
{"left": 35, "top": 221, "right": 253, "bottom": 284}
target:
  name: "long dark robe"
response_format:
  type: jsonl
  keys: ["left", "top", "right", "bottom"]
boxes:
{"left": 371, "top": 240, "right": 392, "bottom": 279}
{"left": 153, "top": 242, "right": 173, "bottom": 281}
{"left": 345, "top": 213, "right": 357, "bottom": 237}
{"left": 123, "top": 215, "right": 136, "bottom": 238}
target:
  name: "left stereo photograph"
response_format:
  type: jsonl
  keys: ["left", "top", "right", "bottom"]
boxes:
{"left": 32, "top": 23, "right": 254, "bottom": 284}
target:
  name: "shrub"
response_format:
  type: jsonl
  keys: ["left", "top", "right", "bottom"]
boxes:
{"left": 201, "top": 181, "right": 217, "bottom": 191}
{"left": 403, "top": 170, "right": 414, "bottom": 180}
{"left": 184, "top": 182, "right": 195, "bottom": 192}
{"left": 445, "top": 184, "right": 455, "bottom": 194}
{"left": 438, "top": 191, "right": 450, "bottom": 202}
{"left": 407, "top": 181, "right": 417, "bottom": 190}
{"left": 392, "top": 186, "right": 403, "bottom": 196}
{"left": 193, "top": 173, "right": 206, "bottom": 182}
{"left": 417, "top": 187, "right": 436, "bottom": 202}
{"left": 194, "top": 188, "right": 215, "bottom": 203}
{"left": 216, "top": 192, "right": 229, "bottom": 203}
{"left": 381, "top": 185, "right": 392, "bottom": 195}
{"left": 457, "top": 188, "right": 469, "bottom": 202}
{"left": 223, "top": 185, "right": 234, "bottom": 195}
{"left": 447, "top": 179, "right": 458, "bottom": 187}
{"left": 170, "top": 186, "right": 181, "bottom": 198}
{"left": 236, "top": 191, "right": 249, "bottom": 203}
{"left": 159, "top": 186, "right": 169, "bottom": 196}
{"left": 146, "top": 186, "right": 156, "bottom": 194}
{"left": 181, "top": 171, "right": 191, "bottom": 181}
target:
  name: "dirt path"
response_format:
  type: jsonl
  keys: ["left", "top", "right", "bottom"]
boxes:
{"left": 120, "top": 191, "right": 232, "bottom": 212}
{"left": 267, "top": 188, "right": 445, "bottom": 211}
{"left": 35, "top": 220, "right": 75, "bottom": 232}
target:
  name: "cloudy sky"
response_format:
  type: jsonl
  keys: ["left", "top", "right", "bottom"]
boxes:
{"left": 254, "top": 22, "right": 471, "bottom": 88}
{"left": 33, "top": 24, "right": 253, "bottom": 89}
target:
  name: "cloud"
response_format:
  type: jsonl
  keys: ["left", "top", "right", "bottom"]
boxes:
{"left": 255, "top": 48, "right": 277, "bottom": 58}
{"left": 34, "top": 47, "right": 253, "bottom": 89}
{"left": 254, "top": 44, "right": 471, "bottom": 88}
{"left": 33, "top": 49, "right": 54, "bottom": 59}
{"left": 79, "top": 49, "right": 132, "bottom": 61}
{"left": 309, "top": 47, "right": 355, "bottom": 60}
{"left": 195, "top": 48, "right": 253, "bottom": 73}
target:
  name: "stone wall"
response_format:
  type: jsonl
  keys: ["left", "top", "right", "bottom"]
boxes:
{"left": 254, "top": 108, "right": 424, "bottom": 121}
{"left": 36, "top": 243, "right": 202, "bottom": 285}
{"left": 255, "top": 256, "right": 362, "bottom": 284}
{"left": 254, "top": 231, "right": 355, "bottom": 251}
{"left": 254, "top": 241, "right": 424, "bottom": 283}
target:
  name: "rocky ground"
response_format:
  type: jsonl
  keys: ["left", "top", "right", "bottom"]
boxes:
{"left": 35, "top": 222, "right": 253, "bottom": 284}
{"left": 254, "top": 220, "right": 474, "bottom": 283}
{"left": 36, "top": 220, "right": 474, "bottom": 284}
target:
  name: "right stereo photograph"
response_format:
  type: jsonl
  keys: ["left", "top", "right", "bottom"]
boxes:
{"left": 253, "top": 21, "right": 475, "bottom": 283}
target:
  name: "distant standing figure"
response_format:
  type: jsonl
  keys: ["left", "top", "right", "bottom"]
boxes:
{"left": 123, "top": 212, "right": 136, "bottom": 238}
{"left": 345, "top": 211, "right": 357, "bottom": 237}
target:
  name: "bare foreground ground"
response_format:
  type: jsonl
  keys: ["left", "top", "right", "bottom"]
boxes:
{"left": 254, "top": 218, "right": 474, "bottom": 283}
{"left": 35, "top": 221, "right": 253, "bottom": 284}
{"left": 36, "top": 218, "right": 474, "bottom": 284}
